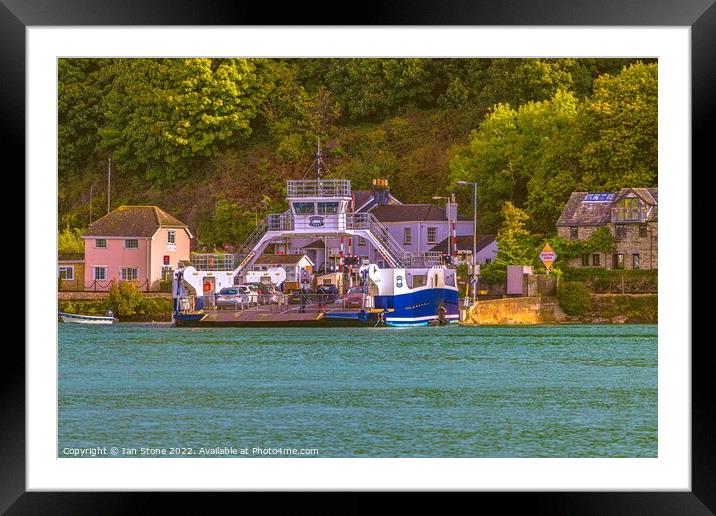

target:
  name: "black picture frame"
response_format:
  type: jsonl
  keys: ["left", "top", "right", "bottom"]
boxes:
{"left": 5, "top": 0, "right": 708, "bottom": 512}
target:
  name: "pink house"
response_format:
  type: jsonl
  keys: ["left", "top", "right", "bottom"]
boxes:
{"left": 83, "top": 205, "right": 193, "bottom": 291}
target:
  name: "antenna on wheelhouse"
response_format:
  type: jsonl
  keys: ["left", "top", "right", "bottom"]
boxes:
{"left": 300, "top": 136, "right": 333, "bottom": 180}
{"left": 316, "top": 137, "right": 322, "bottom": 181}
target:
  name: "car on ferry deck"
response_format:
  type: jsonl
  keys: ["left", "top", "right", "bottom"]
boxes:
{"left": 343, "top": 287, "right": 364, "bottom": 308}
{"left": 215, "top": 287, "right": 248, "bottom": 310}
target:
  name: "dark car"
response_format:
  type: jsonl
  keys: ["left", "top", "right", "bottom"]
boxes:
{"left": 322, "top": 284, "right": 339, "bottom": 303}
{"left": 343, "top": 287, "right": 364, "bottom": 308}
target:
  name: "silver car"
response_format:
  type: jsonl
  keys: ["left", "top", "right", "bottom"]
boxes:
{"left": 215, "top": 287, "right": 249, "bottom": 310}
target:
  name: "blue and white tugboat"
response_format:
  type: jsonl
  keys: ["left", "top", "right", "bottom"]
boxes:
{"left": 172, "top": 146, "right": 459, "bottom": 327}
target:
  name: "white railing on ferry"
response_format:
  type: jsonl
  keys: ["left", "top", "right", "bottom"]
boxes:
{"left": 190, "top": 253, "right": 237, "bottom": 271}
{"left": 287, "top": 180, "right": 351, "bottom": 198}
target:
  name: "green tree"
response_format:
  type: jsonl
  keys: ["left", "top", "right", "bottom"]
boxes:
{"left": 449, "top": 90, "right": 581, "bottom": 233}
{"left": 578, "top": 62, "right": 658, "bottom": 190}
{"left": 99, "top": 58, "right": 267, "bottom": 182}
{"left": 58, "top": 58, "right": 115, "bottom": 178}
{"left": 58, "top": 226, "right": 85, "bottom": 254}
{"left": 259, "top": 60, "right": 341, "bottom": 161}
{"left": 197, "top": 195, "right": 278, "bottom": 250}
{"left": 325, "top": 58, "right": 432, "bottom": 120}
{"left": 493, "top": 202, "right": 536, "bottom": 267}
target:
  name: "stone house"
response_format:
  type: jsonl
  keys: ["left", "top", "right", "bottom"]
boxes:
{"left": 556, "top": 188, "right": 658, "bottom": 270}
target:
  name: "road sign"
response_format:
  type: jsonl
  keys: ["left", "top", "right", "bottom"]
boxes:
{"left": 539, "top": 243, "right": 557, "bottom": 270}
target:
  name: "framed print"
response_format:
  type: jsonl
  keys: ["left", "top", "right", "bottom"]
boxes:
{"left": 5, "top": 0, "right": 711, "bottom": 512}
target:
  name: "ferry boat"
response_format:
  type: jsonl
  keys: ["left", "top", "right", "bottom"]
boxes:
{"left": 171, "top": 145, "right": 459, "bottom": 327}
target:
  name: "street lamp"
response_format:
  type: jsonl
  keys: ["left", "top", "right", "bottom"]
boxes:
{"left": 457, "top": 181, "right": 478, "bottom": 304}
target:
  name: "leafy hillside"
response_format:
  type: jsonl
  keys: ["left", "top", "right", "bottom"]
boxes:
{"left": 58, "top": 58, "right": 657, "bottom": 250}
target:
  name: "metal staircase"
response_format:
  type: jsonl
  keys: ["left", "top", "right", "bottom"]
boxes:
{"left": 352, "top": 213, "right": 442, "bottom": 268}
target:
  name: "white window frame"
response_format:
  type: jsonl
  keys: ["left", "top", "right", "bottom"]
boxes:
{"left": 95, "top": 238, "right": 107, "bottom": 248}
{"left": 427, "top": 227, "right": 437, "bottom": 245}
{"left": 94, "top": 266, "right": 107, "bottom": 281}
{"left": 120, "top": 267, "right": 139, "bottom": 281}
{"left": 358, "top": 237, "right": 366, "bottom": 246}
{"left": 167, "top": 230, "right": 176, "bottom": 245}
{"left": 58, "top": 266, "right": 74, "bottom": 280}
{"left": 403, "top": 227, "right": 412, "bottom": 245}
{"left": 124, "top": 239, "right": 139, "bottom": 249}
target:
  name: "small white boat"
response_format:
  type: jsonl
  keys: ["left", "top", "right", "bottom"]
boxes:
{"left": 59, "top": 312, "right": 116, "bottom": 324}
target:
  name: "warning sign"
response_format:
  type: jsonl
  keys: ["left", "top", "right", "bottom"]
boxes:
{"left": 539, "top": 243, "right": 557, "bottom": 271}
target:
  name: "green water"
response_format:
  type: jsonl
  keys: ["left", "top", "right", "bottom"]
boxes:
{"left": 58, "top": 324, "right": 657, "bottom": 457}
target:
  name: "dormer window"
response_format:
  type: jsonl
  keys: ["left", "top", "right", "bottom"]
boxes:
{"left": 613, "top": 196, "right": 644, "bottom": 221}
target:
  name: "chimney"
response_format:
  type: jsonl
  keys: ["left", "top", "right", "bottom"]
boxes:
{"left": 371, "top": 178, "right": 390, "bottom": 206}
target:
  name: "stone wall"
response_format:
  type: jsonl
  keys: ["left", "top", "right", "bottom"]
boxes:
{"left": 608, "top": 221, "right": 658, "bottom": 270}
{"left": 556, "top": 222, "right": 657, "bottom": 270}
{"left": 462, "top": 296, "right": 565, "bottom": 325}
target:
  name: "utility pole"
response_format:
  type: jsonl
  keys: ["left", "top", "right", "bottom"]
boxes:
{"left": 107, "top": 157, "right": 111, "bottom": 215}
{"left": 457, "top": 181, "right": 478, "bottom": 304}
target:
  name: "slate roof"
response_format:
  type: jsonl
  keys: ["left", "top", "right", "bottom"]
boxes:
{"left": 352, "top": 190, "right": 374, "bottom": 211}
{"left": 557, "top": 188, "right": 658, "bottom": 226}
{"left": 85, "top": 206, "right": 190, "bottom": 237}
{"left": 352, "top": 189, "right": 403, "bottom": 212}
{"left": 429, "top": 235, "right": 495, "bottom": 254}
{"left": 255, "top": 254, "right": 313, "bottom": 266}
{"left": 302, "top": 239, "right": 326, "bottom": 249}
{"left": 371, "top": 204, "right": 471, "bottom": 223}
{"left": 556, "top": 193, "right": 613, "bottom": 227}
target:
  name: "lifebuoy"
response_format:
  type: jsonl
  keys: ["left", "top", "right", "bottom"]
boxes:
{"left": 203, "top": 281, "right": 212, "bottom": 292}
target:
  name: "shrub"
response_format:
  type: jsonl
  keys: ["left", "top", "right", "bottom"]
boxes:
{"left": 159, "top": 279, "right": 172, "bottom": 293}
{"left": 561, "top": 267, "right": 657, "bottom": 293}
{"left": 108, "top": 281, "right": 144, "bottom": 317}
{"left": 557, "top": 280, "right": 592, "bottom": 316}
{"left": 591, "top": 295, "right": 657, "bottom": 323}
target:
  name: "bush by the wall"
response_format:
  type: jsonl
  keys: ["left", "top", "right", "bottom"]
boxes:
{"left": 108, "top": 281, "right": 145, "bottom": 317}
{"left": 591, "top": 294, "right": 657, "bottom": 323}
{"left": 557, "top": 280, "right": 593, "bottom": 316}
{"left": 561, "top": 267, "right": 657, "bottom": 293}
